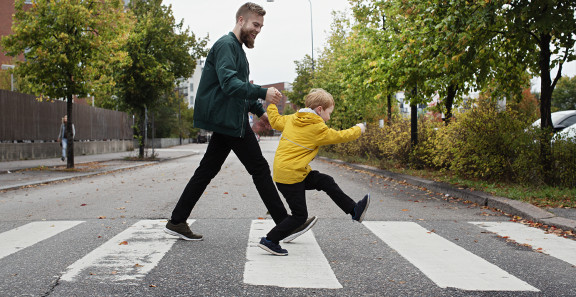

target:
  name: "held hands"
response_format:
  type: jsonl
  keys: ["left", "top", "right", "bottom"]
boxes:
{"left": 356, "top": 123, "right": 366, "bottom": 134}
{"left": 265, "top": 87, "right": 282, "bottom": 105}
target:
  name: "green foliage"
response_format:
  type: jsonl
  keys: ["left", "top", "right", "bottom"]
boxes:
{"left": 283, "top": 56, "right": 313, "bottom": 109}
{"left": 324, "top": 94, "right": 575, "bottom": 188}
{"left": 552, "top": 76, "right": 576, "bottom": 110}
{"left": 114, "top": 0, "right": 208, "bottom": 157}
{"left": 1, "top": 0, "right": 131, "bottom": 98}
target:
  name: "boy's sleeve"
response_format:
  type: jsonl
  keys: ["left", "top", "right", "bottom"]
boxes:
{"left": 266, "top": 104, "right": 287, "bottom": 132}
{"left": 316, "top": 124, "right": 362, "bottom": 146}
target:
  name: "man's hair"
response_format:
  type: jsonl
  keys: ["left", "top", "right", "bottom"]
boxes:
{"left": 305, "top": 88, "right": 335, "bottom": 110}
{"left": 236, "top": 2, "right": 266, "bottom": 21}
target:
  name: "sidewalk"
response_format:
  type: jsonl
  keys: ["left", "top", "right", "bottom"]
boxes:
{"left": 1, "top": 140, "right": 575, "bottom": 234}
{"left": 0, "top": 143, "right": 205, "bottom": 191}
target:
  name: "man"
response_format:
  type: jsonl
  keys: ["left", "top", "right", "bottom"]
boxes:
{"left": 164, "top": 2, "right": 317, "bottom": 241}
{"left": 57, "top": 115, "right": 75, "bottom": 161}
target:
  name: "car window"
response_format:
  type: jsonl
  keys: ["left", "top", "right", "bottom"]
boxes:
{"left": 559, "top": 115, "right": 576, "bottom": 127}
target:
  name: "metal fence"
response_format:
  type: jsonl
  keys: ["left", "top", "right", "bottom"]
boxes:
{"left": 0, "top": 90, "right": 132, "bottom": 141}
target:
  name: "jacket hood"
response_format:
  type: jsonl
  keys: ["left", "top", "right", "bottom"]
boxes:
{"left": 294, "top": 108, "right": 324, "bottom": 127}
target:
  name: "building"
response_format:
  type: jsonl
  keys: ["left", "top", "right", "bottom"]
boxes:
{"left": 176, "top": 59, "right": 204, "bottom": 108}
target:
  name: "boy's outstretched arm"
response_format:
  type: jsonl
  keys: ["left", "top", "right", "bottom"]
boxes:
{"left": 266, "top": 104, "right": 287, "bottom": 132}
{"left": 316, "top": 123, "right": 366, "bottom": 146}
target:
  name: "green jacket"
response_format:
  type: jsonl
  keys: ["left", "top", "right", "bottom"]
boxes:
{"left": 193, "top": 32, "right": 268, "bottom": 138}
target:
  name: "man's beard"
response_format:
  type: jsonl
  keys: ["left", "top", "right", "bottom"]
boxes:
{"left": 240, "top": 26, "right": 256, "bottom": 48}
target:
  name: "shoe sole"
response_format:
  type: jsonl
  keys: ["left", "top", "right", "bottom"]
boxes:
{"left": 282, "top": 216, "right": 318, "bottom": 243}
{"left": 258, "top": 243, "right": 288, "bottom": 256}
{"left": 356, "top": 194, "right": 371, "bottom": 223}
{"left": 163, "top": 227, "right": 203, "bottom": 241}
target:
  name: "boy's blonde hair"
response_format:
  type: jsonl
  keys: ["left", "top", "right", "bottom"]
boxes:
{"left": 305, "top": 88, "right": 334, "bottom": 110}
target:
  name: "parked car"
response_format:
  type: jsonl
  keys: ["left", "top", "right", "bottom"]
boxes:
{"left": 552, "top": 123, "right": 576, "bottom": 142}
{"left": 531, "top": 110, "right": 576, "bottom": 132}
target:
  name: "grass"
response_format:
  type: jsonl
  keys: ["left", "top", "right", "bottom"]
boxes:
{"left": 319, "top": 151, "right": 576, "bottom": 209}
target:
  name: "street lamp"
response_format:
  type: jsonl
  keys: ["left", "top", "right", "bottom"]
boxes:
{"left": 1, "top": 64, "right": 15, "bottom": 92}
{"left": 267, "top": 0, "right": 314, "bottom": 72}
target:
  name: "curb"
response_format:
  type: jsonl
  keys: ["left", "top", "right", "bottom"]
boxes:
{"left": 0, "top": 152, "right": 198, "bottom": 191}
{"left": 0, "top": 162, "right": 155, "bottom": 191}
{"left": 320, "top": 157, "right": 576, "bottom": 233}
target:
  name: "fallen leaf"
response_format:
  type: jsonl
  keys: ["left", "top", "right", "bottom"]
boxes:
{"left": 98, "top": 216, "right": 106, "bottom": 219}
{"left": 80, "top": 204, "right": 87, "bottom": 206}
{"left": 401, "top": 209, "right": 409, "bottom": 212}
{"left": 119, "top": 241, "right": 128, "bottom": 245}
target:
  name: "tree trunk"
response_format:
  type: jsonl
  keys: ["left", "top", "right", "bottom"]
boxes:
{"left": 138, "top": 108, "right": 145, "bottom": 159}
{"left": 387, "top": 93, "right": 392, "bottom": 125}
{"left": 66, "top": 93, "right": 74, "bottom": 169}
{"left": 410, "top": 87, "right": 418, "bottom": 148}
{"left": 538, "top": 33, "right": 553, "bottom": 184}
{"left": 444, "top": 84, "right": 456, "bottom": 125}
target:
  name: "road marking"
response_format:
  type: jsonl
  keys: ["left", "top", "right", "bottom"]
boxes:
{"left": 60, "top": 219, "right": 192, "bottom": 283}
{"left": 0, "top": 221, "right": 84, "bottom": 260}
{"left": 364, "top": 221, "right": 539, "bottom": 291}
{"left": 244, "top": 220, "right": 342, "bottom": 289}
{"left": 471, "top": 221, "right": 576, "bottom": 266}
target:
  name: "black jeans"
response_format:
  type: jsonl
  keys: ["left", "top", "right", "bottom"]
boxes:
{"left": 266, "top": 170, "right": 357, "bottom": 243}
{"left": 170, "top": 129, "right": 288, "bottom": 224}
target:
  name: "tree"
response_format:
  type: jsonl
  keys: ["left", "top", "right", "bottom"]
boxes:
{"left": 552, "top": 75, "right": 576, "bottom": 110}
{"left": 116, "top": 0, "right": 207, "bottom": 158}
{"left": 283, "top": 55, "right": 314, "bottom": 109}
{"left": 1, "top": 0, "right": 131, "bottom": 168}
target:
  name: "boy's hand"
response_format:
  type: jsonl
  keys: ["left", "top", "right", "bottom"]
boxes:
{"left": 265, "top": 87, "right": 282, "bottom": 105}
{"left": 356, "top": 123, "right": 366, "bottom": 133}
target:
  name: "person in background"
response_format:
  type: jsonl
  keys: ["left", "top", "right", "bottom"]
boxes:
{"left": 57, "top": 115, "right": 75, "bottom": 161}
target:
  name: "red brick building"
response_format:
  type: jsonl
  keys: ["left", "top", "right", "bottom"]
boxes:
{"left": 0, "top": 0, "right": 32, "bottom": 65}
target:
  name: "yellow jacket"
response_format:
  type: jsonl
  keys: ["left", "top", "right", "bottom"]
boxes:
{"left": 267, "top": 104, "right": 362, "bottom": 184}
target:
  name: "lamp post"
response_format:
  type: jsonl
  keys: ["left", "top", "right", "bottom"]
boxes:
{"left": 1, "top": 64, "right": 15, "bottom": 91}
{"left": 267, "top": 0, "right": 314, "bottom": 72}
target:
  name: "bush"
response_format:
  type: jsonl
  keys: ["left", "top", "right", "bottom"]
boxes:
{"left": 321, "top": 97, "right": 575, "bottom": 188}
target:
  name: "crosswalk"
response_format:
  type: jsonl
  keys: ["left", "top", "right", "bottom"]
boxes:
{"left": 1, "top": 219, "right": 575, "bottom": 293}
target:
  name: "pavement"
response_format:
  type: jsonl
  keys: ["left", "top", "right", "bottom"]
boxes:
{"left": 1, "top": 139, "right": 575, "bottom": 234}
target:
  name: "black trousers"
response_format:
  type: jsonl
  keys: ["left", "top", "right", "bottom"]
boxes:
{"left": 266, "top": 170, "right": 357, "bottom": 243}
{"left": 170, "top": 129, "right": 288, "bottom": 225}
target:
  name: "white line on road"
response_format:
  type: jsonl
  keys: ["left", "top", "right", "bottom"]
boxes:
{"left": 60, "top": 219, "right": 192, "bottom": 283}
{"left": 471, "top": 221, "right": 576, "bottom": 266}
{"left": 0, "top": 221, "right": 85, "bottom": 260}
{"left": 364, "top": 221, "right": 539, "bottom": 291}
{"left": 244, "top": 220, "right": 342, "bottom": 289}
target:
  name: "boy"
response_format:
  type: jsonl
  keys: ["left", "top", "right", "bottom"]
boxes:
{"left": 258, "top": 88, "right": 370, "bottom": 256}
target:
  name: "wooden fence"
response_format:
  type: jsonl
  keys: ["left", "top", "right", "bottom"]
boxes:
{"left": 0, "top": 90, "right": 132, "bottom": 141}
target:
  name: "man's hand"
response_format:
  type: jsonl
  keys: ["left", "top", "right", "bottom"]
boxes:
{"left": 265, "top": 87, "right": 282, "bottom": 105}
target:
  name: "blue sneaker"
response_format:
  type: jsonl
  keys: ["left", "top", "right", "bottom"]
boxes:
{"left": 352, "top": 194, "right": 370, "bottom": 223}
{"left": 258, "top": 237, "right": 288, "bottom": 256}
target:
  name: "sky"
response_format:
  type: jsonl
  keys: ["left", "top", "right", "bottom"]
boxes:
{"left": 164, "top": 0, "right": 576, "bottom": 92}
{"left": 164, "top": 0, "right": 351, "bottom": 86}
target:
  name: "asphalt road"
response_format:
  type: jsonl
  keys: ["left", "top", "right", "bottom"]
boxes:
{"left": 1, "top": 139, "right": 575, "bottom": 296}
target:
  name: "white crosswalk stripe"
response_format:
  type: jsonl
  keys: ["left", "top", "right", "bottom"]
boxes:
{"left": 2, "top": 219, "right": 576, "bottom": 292}
{"left": 60, "top": 219, "right": 192, "bottom": 283}
{"left": 244, "top": 219, "right": 342, "bottom": 288}
{"left": 470, "top": 221, "right": 576, "bottom": 266}
{"left": 363, "top": 221, "right": 539, "bottom": 291}
{"left": 0, "top": 221, "right": 84, "bottom": 260}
